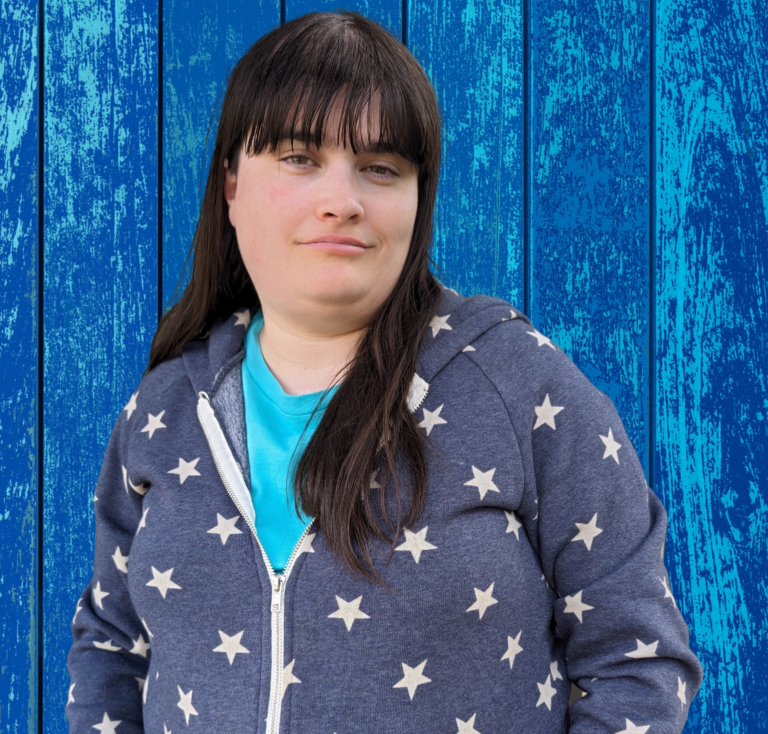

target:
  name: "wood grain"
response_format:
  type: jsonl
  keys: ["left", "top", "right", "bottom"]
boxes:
{"left": 655, "top": 1, "right": 768, "bottom": 729}
{"left": 42, "top": 0, "right": 158, "bottom": 725}
{"left": 528, "top": 0, "right": 652, "bottom": 475}
{"left": 0, "top": 1, "right": 39, "bottom": 730}
{"left": 410, "top": 0, "right": 525, "bottom": 307}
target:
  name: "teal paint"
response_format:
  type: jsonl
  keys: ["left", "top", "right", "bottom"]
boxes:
{"left": 0, "top": 0, "right": 39, "bottom": 731}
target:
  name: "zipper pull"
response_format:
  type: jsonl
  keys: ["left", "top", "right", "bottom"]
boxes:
{"left": 272, "top": 575, "right": 283, "bottom": 613}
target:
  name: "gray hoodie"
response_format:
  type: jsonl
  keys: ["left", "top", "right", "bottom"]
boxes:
{"left": 66, "top": 283, "right": 703, "bottom": 734}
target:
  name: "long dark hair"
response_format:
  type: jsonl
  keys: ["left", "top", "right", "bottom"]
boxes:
{"left": 146, "top": 10, "right": 444, "bottom": 584}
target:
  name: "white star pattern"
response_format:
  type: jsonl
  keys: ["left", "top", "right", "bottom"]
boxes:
{"left": 128, "top": 476, "right": 149, "bottom": 496}
{"left": 464, "top": 466, "right": 500, "bottom": 500}
{"left": 213, "top": 630, "right": 250, "bottom": 664}
{"left": 136, "top": 506, "right": 149, "bottom": 534}
{"left": 112, "top": 546, "right": 129, "bottom": 573}
{"left": 328, "top": 595, "right": 371, "bottom": 631}
{"left": 146, "top": 567, "right": 182, "bottom": 599}
{"left": 141, "top": 411, "right": 167, "bottom": 439}
{"left": 533, "top": 394, "right": 564, "bottom": 430}
{"left": 571, "top": 513, "right": 603, "bottom": 550}
{"left": 130, "top": 634, "right": 150, "bottom": 657}
{"left": 176, "top": 686, "right": 198, "bottom": 724}
{"left": 72, "top": 598, "right": 83, "bottom": 624}
{"left": 504, "top": 510, "right": 522, "bottom": 539}
{"left": 67, "top": 682, "right": 75, "bottom": 704}
{"left": 167, "top": 457, "right": 201, "bottom": 484}
{"left": 122, "top": 465, "right": 129, "bottom": 493}
{"left": 501, "top": 309, "right": 517, "bottom": 321}
{"left": 419, "top": 404, "right": 448, "bottom": 435}
{"left": 599, "top": 427, "right": 622, "bottom": 463}
{"left": 536, "top": 674, "right": 557, "bottom": 710}
{"left": 92, "top": 712, "right": 122, "bottom": 733}
{"left": 141, "top": 617, "right": 154, "bottom": 640}
{"left": 298, "top": 532, "right": 316, "bottom": 555}
{"left": 625, "top": 639, "right": 659, "bottom": 658}
{"left": 93, "top": 639, "right": 121, "bottom": 652}
{"left": 406, "top": 373, "right": 430, "bottom": 412}
{"left": 233, "top": 309, "right": 251, "bottom": 328}
{"left": 92, "top": 581, "right": 109, "bottom": 610}
{"left": 677, "top": 676, "right": 687, "bottom": 708}
{"left": 550, "top": 661, "right": 563, "bottom": 681}
{"left": 393, "top": 659, "right": 431, "bottom": 700}
{"left": 369, "top": 470, "right": 381, "bottom": 489}
{"left": 281, "top": 659, "right": 301, "bottom": 698}
{"left": 462, "top": 344, "right": 476, "bottom": 352}
{"left": 659, "top": 576, "right": 677, "bottom": 606}
{"left": 563, "top": 590, "right": 594, "bottom": 622}
{"left": 164, "top": 725, "right": 171, "bottom": 734}
{"left": 526, "top": 329, "right": 556, "bottom": 349}
{"left": 395, "top": 526, "right": 437, "bottom": 563}
{"left": 466, "top": 582, "right": 498, "bottom": 619}
{"left": 429, "top": 314, "right": 452, "bottom": 337}
{"left": 123, "top": 390, "right": 139, "bottom": 420}
{"left": 456, "top": 713, "right": 481, "bottom": 733}
{"left": 207, "top": 514, "right": 243, "bottom": 545}
{"left": 614, "top": 720, "right": 650, "bottom": 734}
{"left": 501, "top": 631, "right": 523, "bottom": 669}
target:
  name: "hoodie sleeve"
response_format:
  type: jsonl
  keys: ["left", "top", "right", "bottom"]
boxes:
{"left": 66, "top": 393, "right": 148, "bottom": 733}
{"left": 493, "top": 323, "right": 703, "bottom": 733}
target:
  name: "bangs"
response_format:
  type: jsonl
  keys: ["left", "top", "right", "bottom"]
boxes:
{"left": 237, "top": 21, "right": 428, "bottom": 167}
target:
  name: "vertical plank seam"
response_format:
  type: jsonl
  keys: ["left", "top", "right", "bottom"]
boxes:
{"left": 402, "top": 0, "right": 408, "bottom": 46}
{"left": 158, "top": 0, "right": 164, "bottom": 322}
{"left": 523, "top": 0, "right": 530, "bottom": 317}
{"left": 37, "top": 0, "right": 44, "bottom": 727}
{"left": 649, "top": 0, "right": 656, "bottom": 494}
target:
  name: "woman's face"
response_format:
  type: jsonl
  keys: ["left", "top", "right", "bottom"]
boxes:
{"left": 224, "top": 97, "right": 419, "bottom": 335}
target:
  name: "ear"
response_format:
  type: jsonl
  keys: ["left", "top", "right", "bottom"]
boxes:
{"left": 223, "top": 159, "right": 238, "bottom": 205}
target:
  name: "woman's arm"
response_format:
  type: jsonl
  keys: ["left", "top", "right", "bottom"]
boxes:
{"left": 66, "top": 393, "right": 148, "bottom": 733}
{"left": 476, "top": 318, "right": 704, "bottom": 733}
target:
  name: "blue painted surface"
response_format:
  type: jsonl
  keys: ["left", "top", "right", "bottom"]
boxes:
{"left": 0, "top": 0, "right": 764, "bottom": 729}
{"left": 0, "top": 1, "right": 39, "bottom": 731}
{"left": 42, "top": 0, "right": 158, "bottom": 728}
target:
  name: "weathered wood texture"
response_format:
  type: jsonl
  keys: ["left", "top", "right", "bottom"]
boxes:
{"left": 161, "top": 0, "right": 280, "bottom": 313}
{"left": 0, "top": 0, "right": 765, "bottom": 729}
{"left": 410, "top": 0, "right": 524, "bottom": 310}
{"left": 1, "top": 1, "right": 39, "bottom": 732}
{"left": 41, "top": 0, "right": 158, "bottom": 729}
{"left": 528, "top": 0, "right": 651, "bottom": 474}
{"left": 655, "top": 1, "right": 768, "bottom": 730}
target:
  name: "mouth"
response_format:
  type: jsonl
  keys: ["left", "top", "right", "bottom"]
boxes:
{"left": 299, "top": 240, "right": 371, "bottom": 255}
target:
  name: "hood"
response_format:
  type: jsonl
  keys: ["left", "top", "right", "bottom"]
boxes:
{"left": 180, "top": 282, "right": 532, "bottom": 404}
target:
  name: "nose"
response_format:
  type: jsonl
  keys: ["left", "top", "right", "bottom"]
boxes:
{"left": 314, "top": 161, "right": 365, "bottom": 222}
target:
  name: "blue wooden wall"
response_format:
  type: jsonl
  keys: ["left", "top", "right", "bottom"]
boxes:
{"left": 1, "top": 0, "right": 766, "bottom": 730}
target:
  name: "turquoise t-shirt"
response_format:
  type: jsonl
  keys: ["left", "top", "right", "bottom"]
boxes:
{"left": 241, "top": 309, "right": 340, "bottom": 573}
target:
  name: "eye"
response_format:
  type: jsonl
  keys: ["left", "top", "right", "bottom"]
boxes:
{"left": 280, "top": 155, "right": 396, "bottom": 180}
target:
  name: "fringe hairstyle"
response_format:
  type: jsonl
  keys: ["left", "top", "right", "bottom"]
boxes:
{"left": 146, "top": 10, "right": 444, "bottom": 584}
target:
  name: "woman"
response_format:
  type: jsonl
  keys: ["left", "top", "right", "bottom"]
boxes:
{"left": 66, "top": 10, "right": 703, "bottom": 734}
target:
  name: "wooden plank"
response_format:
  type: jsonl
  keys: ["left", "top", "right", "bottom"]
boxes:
{"left": 408, "top": 0, "right": 524, "bottom": 307}
{"left": 42, "top": 0, "right": 158, "bottom": 727}
{"left": 285, "top": 0, "right": 402, "bottom": 37}
{"left": 655, "top": 1, "right": 768, "bottom": 730}
{"left": 528, "top": 0, "right": 651, "bottom": 475}
{"left": 162, "top": 0, "right": 281, "bottom": 311}
{"left": 0, "top": 0, "right": 39, "bottom": 730}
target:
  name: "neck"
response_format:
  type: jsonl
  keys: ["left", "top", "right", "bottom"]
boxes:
{"left": 257, "top": 307, "right": 366, "bottom": 396}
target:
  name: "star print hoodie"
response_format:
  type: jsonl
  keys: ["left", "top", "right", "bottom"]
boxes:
{"left": 66, "top": 284, "right": 703, "bottom": 734}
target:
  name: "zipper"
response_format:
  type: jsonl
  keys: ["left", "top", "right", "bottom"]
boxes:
{"left": 196, "top": 371, "right": 428, "bottom": 734}
{"left": 196, "top": 390, "right": 313, "bottom": 734}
